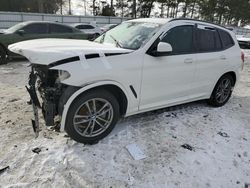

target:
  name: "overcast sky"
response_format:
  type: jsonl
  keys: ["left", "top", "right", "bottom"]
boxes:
{"left": 70, "top": 0, "right": 111, "bottom": 16}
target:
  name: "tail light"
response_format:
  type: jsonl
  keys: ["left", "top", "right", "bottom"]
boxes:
{"left": 241, "top": 51, "right": 245, "bottom": 63}
{"left": 241, "top": 51, "right": 245, "bottom": 70}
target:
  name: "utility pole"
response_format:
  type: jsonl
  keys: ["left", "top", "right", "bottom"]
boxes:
{"left": 84, "top": 0, "right": 87, "bottom": 16}
{"left": 60, "top": 0, "right": 63, "bottom": 15}
{"left": 121, "top": 0, "right": 124, "bottom": 18}
{"left": 93, "top": 0, "right": 96, "bottom": 16}
{"left": 69, "top": 0, "right": 72, "bottom": 15}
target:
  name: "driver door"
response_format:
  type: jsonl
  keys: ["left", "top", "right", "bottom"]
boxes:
{"left": 140, "top": 24, "right": 197, "bottom": 110}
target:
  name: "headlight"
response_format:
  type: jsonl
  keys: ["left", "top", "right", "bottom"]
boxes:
{"left": 58, "top": 70, "right": 70, "bottom": 82}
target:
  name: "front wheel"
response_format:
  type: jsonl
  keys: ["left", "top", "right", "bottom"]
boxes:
{"left": 208, "top": 74, "right": 234, "bottom": 107}
{"left": 65, "top": 89, "right": 120, "bottom": 144}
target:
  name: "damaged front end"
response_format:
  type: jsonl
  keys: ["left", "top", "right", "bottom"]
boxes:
{"left": 26, "top": 65, "right": 69, "bottom": 137}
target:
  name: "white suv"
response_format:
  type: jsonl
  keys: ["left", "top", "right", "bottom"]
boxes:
{"left": 9, "top": 18, "right": 243, "bottom": 144}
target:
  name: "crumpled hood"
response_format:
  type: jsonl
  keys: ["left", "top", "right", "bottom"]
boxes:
{"left": 8, "top": 38, "right": 133, "bottom": 65}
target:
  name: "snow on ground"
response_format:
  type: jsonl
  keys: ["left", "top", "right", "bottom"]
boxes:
{"left": 0, "top": 55, "right": 250, "bottom": 188}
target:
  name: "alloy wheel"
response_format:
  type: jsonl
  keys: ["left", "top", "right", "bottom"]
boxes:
{"left": 215, "top": 78, "right": 232, "bottom": 104}
{"left": 73, "top": 98, "right": 114, "bottom": 137}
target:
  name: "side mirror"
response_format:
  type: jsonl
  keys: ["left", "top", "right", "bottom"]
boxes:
{"left": 157, "top": 42, "right": 172, "bottom": 53}
{"left": 16, "top": 30, "right": 25, "bottom": 35}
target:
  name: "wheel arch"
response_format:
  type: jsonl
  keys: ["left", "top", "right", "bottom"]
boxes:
{"left": 210, "top": 71, "right": 237, "bottom": 98}
{"left": 220, "top": 71, "right": 237, "bottom": 86}
{"left": 60, "top": 81, "right": 129, "bottom": 132}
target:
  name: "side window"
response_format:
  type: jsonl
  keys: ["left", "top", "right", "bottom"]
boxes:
{"left": 76, "top": 25, "right": 94, "bottom": 29}
{"left": 219, "top": 29, "right": 234, "bottom": 49}
{"left": 75, "top": 25, "right": 83, "bottom": 29}
{"left": 22, "top": 23, "right": 47, "bottom": 34}
{"left": 161, "top": 25, "right": 194, "bottom": 54}
{"left": 50, "top": 24, "right": 73, "bottom": 33}
{"left": 196, "top": 27, "right": 222, "bottom": 52}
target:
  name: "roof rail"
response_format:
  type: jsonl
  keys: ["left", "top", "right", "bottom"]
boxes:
{"left": 170, "top": 18, "right": 229, "bottom": 30}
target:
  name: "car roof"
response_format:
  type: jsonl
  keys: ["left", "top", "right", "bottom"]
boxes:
{"left": 170, "top": 18, "right": 228, "bottom": 30}
{"left": 125, "top": 18, "right": 171, "bottom": 25}
{"left": 71, "top": 23, "right": 94, "bottom": 26}
{"left": 125, "top": 18, "right": 230, "bottom": 31}
{"left": 22, "top": 21, "right": 67, "bottom": 25}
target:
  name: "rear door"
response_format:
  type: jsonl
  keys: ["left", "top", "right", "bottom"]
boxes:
{"left": 48, "top": 23, "right": 87, "bottom": 40}
{"left": 192, "top": 25, "right": 232, "bottom": 97}
{"left": 48, "top": 23, "right": 77, "bottom": 39}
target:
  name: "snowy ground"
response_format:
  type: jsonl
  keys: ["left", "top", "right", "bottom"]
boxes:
{"left": 0, "top": 52, "right": 250, "bottom": 188}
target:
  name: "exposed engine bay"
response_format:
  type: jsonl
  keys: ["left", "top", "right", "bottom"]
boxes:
{"left": 26, "top": 65, "right": 74, "bottom": 136}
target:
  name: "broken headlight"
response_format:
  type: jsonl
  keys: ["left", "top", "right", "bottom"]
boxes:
{"left": 58, "top": 70, "right": 70, "bottom": 82}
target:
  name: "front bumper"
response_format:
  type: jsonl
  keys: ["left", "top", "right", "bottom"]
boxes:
{"left": 26, "top": 68, "right": 41, "bottom": 137}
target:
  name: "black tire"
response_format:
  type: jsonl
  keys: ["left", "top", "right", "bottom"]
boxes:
{"left": 65, "top": 89, "right": 120, "bottom": 144}
{"left": 208, "top": 74, "right": 234, "bottom": 107}
{"left": 0, "top": 45, "right": 7, "bottom": 65}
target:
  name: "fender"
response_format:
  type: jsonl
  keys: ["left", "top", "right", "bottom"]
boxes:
{"left": 60, "top": 80, "right": 130, "bottom": 132}
{"left": 209, "top": 69, "right": 239, "bottom": 98}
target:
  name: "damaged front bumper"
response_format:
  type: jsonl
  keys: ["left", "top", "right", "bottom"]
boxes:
{"left": 26, "top": 65, "right": 65, "bottom": 137}
{"left": 26, "top": 68, "right": 41, "bottom": 137}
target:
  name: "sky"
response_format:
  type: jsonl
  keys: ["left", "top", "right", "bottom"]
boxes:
{"left": 70, "top": 0, "right": 111, "bottom": 16}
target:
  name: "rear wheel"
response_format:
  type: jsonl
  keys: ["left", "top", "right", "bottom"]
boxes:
{"left": 0, "top": 46, "right": 7, "bottom": 65}
{"left": 208, "top": 74, "right": 234, "bottom": 107}
{"left": 65, "top": 89, "right": 120, "bottom": 144}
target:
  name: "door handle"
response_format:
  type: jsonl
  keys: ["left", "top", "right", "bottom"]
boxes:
{"left": 184, "top": 58, "right": 193, "bottom": 63}
{"left": 220, "top": 55, "right": 227, "bottom": 60}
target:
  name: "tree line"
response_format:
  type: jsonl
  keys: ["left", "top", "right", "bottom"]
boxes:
{"left": 116, "top": 0, "right": 250, "bottom": 26}
{"left": 0, "top": 0, "right": 250, "bottom": 26}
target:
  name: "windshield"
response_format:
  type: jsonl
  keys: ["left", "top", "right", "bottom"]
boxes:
{"left": 95, "top": 21, "right": 162, "bottom": 50}
{"left": 4, "top": 22, "right": 26, "bottom": 34}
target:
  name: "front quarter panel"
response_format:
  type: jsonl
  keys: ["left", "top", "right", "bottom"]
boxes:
{"left": 51, "top": 50, "right": 144, "bottom": 129}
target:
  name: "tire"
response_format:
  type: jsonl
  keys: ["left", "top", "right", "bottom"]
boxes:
{"left": 65, "top": 89, "right": 120, "bottom": 144}
{"left": 0, "top": 45, "right": 7, "bottom": 65}
{"left": 208, "top": 74, "right": 234, "bottom": 107}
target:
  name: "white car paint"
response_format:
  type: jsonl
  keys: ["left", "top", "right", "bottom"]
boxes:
{"left": 9, "top": 39, "right": 132, "bottom": 65}
{"left": 8, "top": 18, "right": 242, "bottom": 132}
{"left": 237, "top": 35, "right": 250, "bottom": 42}
{"left": 236, "top": 34, "right": 250, "bottom": 48}
{"left": 71, "top": 23, "right": 102, "bottom": 35}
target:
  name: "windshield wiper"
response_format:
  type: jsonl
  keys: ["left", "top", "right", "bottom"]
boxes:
{"left": 109, "top": 35, "right": 122, "bottom": 48}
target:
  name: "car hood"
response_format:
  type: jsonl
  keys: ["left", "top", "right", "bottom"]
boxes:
{"left": 8, "top": 38, "right": 133, "bottom": 65}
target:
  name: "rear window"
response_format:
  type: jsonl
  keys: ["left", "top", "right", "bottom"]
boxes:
{"left": 196, "top": 27, "right": 222, "bottom": 52}
{"left": 76, "top": 25, "right": 94, "bottom": 29}
{"left": 219, "top": 29, "right": 234, "bottom": 49}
